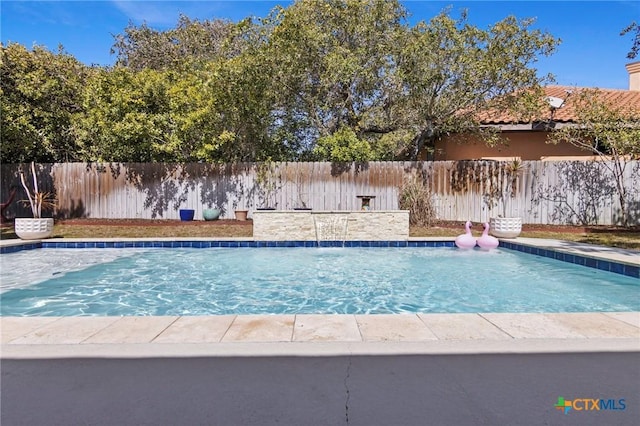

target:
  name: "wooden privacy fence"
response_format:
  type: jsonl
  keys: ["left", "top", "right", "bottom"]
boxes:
{"left": 1, "top": 161, "right": 639, "bottom": 225}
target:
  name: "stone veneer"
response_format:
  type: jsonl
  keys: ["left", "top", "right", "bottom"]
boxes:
{"left": 252, "top": 210, "right": 410, "bottom": 241}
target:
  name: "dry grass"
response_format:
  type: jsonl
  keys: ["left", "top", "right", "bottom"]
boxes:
{"left": 1, "top": 220, "right": 252, "bottom": 240}
{"left": 413, "top": 223, "right": 640, "bottom": 250}
{"left": 52, "top": 223, "right": 253, "bottom": 239}
{"left": 1, "top": 219, "right": 638, "bottom": 251}
{"left": 516, "top": 230, "right": 640, "bottom": 251}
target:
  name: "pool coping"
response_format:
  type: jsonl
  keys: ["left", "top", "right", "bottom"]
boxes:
{"left": 1, "top": 237, "right": 638, "bottom": 359}
{"left": 1, "top": 313, "right": 639, "bottom": 358}
{"left": 1, "top": 235, "right": 638, "bottom": 274}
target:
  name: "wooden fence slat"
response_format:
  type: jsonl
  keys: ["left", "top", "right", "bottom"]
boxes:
{"left": 1, "top": 161, "right": 638, "bottom": 225}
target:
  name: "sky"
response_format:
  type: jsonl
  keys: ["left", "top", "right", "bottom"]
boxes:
{"left": 1, "top": 1, "right": 639, "bottom": 89}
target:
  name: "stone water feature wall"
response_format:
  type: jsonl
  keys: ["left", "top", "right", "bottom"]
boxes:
{"left": 252, "top": 210, "right": 410, "bottom": 241}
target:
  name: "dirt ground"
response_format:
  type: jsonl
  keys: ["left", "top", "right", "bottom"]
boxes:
{"left": 54, "top": 218, "right": 254, "bottom": 228}
{"left": 51, "top": 218, "right": 636, "bottom": 234}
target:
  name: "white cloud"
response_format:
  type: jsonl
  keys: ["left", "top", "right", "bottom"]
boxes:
{"left": 112, "top": 1, "right": 177, "bottom": 26}
{"left": 110, "top": 1, "right": 288, "bottom": 28}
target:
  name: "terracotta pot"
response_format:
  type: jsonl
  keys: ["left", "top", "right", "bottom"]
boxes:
{"left": 234, "top": 210, "right": 249, "bottom": 221}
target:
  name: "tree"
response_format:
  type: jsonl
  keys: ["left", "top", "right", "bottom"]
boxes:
{"left": 264, "top": 0, "right": 409, "bottom": 159}
{"left": 75, "top": 66, "right": 242, "bottom": 163}
{"left": 75, "top": 59, "right": 284, "bottom": 163}
{"left": 547, "top": 88, "right": 640, "bottom": 226}
{"left": 396, "top": 10, "right": 559, "bottom": 158}
{"left": 621, "top": 22, "right": 640, "bottom": 59}
{"left": 264, "top": 2, "right": 559, "bottom": 160}
{"left": 111, "top": 15, "right": 239, "bottom": 71}
{"left": 197, "top": 55, "right": 282, "bottom": 162}
{"left": 108, "top": 15, "right": 288, "bottom": 162}
{"left": 74, "top": 67, "right": 172, "bottom": 162}
{"left": 1, "top": 2, "right": 563, "bottom": 164}
{"left": 1, "top": 42, "right": 88, "bottom": 163}
{"left": 313, "top": 126, "right": 375, "bottom": 161}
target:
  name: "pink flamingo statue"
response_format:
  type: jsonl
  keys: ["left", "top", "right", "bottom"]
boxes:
{"left": 455, "top": 221, "right": 477, "bottom": 249}
{"left": 477, "top": 222, "right": 499, "bottom": 250}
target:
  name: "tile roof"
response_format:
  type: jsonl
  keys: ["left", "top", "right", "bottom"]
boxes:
{"left": 480, "top": 85, "right": 640, "bottom": 125}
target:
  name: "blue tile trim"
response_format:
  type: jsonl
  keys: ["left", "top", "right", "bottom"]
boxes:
{"left": 499, "top": 241, "right": 638, "bottom": 278}
{"left": 5, "top": 240, "right": 452, "bottom": 249}
{"left": 2, "top": 239, "right": 636, "bottom": 278}
{"left": 624, "top": 265, "right": 639, "bottom": 279}
{"left": 0, "top": 242, "right": 42, "bottom": 253}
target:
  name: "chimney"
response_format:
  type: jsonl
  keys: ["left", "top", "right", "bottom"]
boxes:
{"left": 626, "top": 61, "right": 640, "bottom": 91}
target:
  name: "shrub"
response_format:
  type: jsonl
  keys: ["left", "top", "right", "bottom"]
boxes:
{"left": 398, "top": 173, "right": 436, "bottom": 227}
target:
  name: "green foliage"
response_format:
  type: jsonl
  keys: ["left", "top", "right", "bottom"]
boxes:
{"left": 313, "top": 125, "right": 402, "bottom": 161}
{"left": 314, "top": 127, "right": 374, "bottom": 161}
{"left": 74, "top": 58, "right": 280, "bottom": 163}
{"left": 75, "top": 67, "right": 172, "bottom": 162}
{"left": 485, "top": 159, "right": 527, "bottom": 217}
{"left": 1, "top": 1, "right": 562, "bottom": 164}
{"left": 111, "top": 15, "right": 239, "bottom": 70}
{"left": 1, "top": 43, "right": 88, "bottom": 163}
{"left": 266, "top": 0, "right": 408, "bottom": 147}
{"left": 396, "top": 10, "right": 559, "bottom": 156}
{"left": 621, "top": 22, "right": 640, "bottom": 59}
{"left": 202, "top": 54, "right": 280, "bottom": 162}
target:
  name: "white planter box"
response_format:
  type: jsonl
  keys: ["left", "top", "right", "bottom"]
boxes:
{"left": 489, "top": 217, "right": 522, "bottom": 238}
{"left": 14, "top": 218, "right": 54, "bottom": 240}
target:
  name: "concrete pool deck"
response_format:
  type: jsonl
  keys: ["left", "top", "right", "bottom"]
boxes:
{"left": 2, "top": 312, "right": 639, "bottom": 359}
{"left": 1, "top": 236, "right": 638, "bottom": 358}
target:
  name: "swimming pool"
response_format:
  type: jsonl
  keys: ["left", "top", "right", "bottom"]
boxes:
{"left": 1, "top": 246, "right": 638, "bottom": 316}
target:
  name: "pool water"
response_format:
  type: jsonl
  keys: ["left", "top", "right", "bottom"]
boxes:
{"left": 1, "top": 247, "right": 638, "bottom": 316}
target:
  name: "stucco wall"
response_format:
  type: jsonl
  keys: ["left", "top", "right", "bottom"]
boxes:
{"left": 626, "top": 61, "right": 640, "bottom": 91}
{"left": 432, "top": 132, "right": 589, "bottom": 161}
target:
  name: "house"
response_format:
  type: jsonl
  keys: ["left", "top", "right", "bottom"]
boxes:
{"left": 431, "top": 62, "right": 640, "bottom": 161}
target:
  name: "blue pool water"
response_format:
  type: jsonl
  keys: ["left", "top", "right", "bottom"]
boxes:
{"left": 0, "top": 247, "right": 638, "bottom": 316}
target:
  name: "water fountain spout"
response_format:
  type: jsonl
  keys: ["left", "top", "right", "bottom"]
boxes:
{"left": 313, "top": 213, "right": 349, "bottom": 247}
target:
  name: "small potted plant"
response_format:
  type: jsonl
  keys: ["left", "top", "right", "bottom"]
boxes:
{"left": 202, "top": 207, "right": 221, "bottom": 221}
{"left": 15, "top": 162, "right": 56, "bottom": 240}
{"left": 234, "top": 209, "right": 249, "bottom": 221}
{"left": 284, "top": 165, "right": 311, "bottom": 210}
{"left": 293, "top": 172, "right": 311, "bottom": 210}
{"left": 234, "top": 177, "right": 251, "bottom": 220}
{"left": 255, "top": 160, "right": 279, "bottom": 210}
{"left": 179, "top": 208, "right": 195, "bottom": 221}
